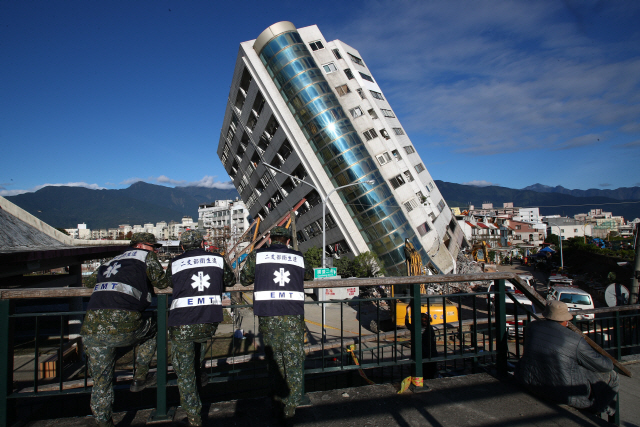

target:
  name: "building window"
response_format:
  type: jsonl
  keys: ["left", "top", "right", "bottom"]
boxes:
{"left": 370, "top": 90, "right": 384, "bottom": 100}
{"left": 348, "top": 53, "right": 364, "bottom": 66}
{"left": 428, "top": 181, "right": 435, "bottom": 190}
{"left": 417, "top": 222, "right": 431, "bottom": 236}
{"left": 437, "top": 199, "right": 446, "bottom": 213}
{"left": 260, "top": 171, "right": 273, "bottom": 188}
{"left": 349, "top": 106, "right": 364, "bottom": 118}
{"left": 381, "top": 109, "right": 395, "bottom": 118}
{"left": 335, "top": 84, "right": 351, "bottom": 96}
{"left": 393, "top": 127, "right": 405, "bottom": 135}
{"left": 332, "top": 48, "right": 342, "bottom": 59}
{"left": 363, "top": 128, "right": 378, "bottom": 141}
{"left": 368, "top": 109, "right": 378, "bottom": 119}
{"left": 404, "top": 145, "right": 415, "bottom": 154}
{"left": 404, "top": 170, "right": 414, "bottom": 182}
{"left": 391, "top": 149, "right": 401, "bottom": 160}
{"left": 515, "top": 225, "right": 521, "bottom": 230}
{"left": 356, "top": 88, "right": 366, "bottom": 99}
{"left": 404, "top": 198, "right": 419, "bottom": 212}
{"left": 344, "top": 68, "right": 355, "bottom": 79}
{"left": 323, "top": 62, "right": 338, "bottom": 74}
{"left": 379, "top": 129, "right": 390, "bottom": 139}
{"left": 376, "top": 152, "right": 392, "bottom": 166}
{"left": 415, "top": 163, "right": 426, "bottom": 173}
{"left": 246, "top": 193, "right": 258, "bottom": 209}
{"left": 359, "top": 72, "right": 374, "bottom": 82}
{"left": 309, "top": 40, "right": 324, "bottom": 51}
{"left": 389, "top": 174, "right": 406, "bottom": 189}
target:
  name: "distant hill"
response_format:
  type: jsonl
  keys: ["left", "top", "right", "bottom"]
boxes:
{"left": 437, "top": 181, "right": 640, "bottom": 220}
{"left": 522, "top": 184, "right": 640, "bottom": 200}
{"left": 5, "top": 181, "right": 639, "bottom": 230}
{"left": 7, "top": 182, "right": 239, "bottom": 229}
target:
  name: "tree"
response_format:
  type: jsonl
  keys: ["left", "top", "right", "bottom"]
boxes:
{"left": 352, "top": 251, "right": 385, "bottom": 278}
{"left": 545, "top": 233, "right": 560, "bottom": 246}
{"left": 125, "top": 231, "right": 133, "bottom": 240}
{"left": 304, "top": 246, "right": 323, "bottom": 269}
{"left": 335, "top": 257, "right": 354, "bottom": 278}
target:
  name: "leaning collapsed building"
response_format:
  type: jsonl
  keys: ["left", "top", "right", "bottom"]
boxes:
{"left": 217, "top": 22, "right": 465, "bottom": 275}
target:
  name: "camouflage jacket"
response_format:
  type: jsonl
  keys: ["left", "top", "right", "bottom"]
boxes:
{"left": 84, "top": 249, "right": 169, "bottom": 290}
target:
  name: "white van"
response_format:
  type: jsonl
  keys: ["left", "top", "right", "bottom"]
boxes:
{"left": 547, "top": 286, "right": 594, "bottom": 320}
{"left": 518, "top": 274, "right": 535, "bottom": 288}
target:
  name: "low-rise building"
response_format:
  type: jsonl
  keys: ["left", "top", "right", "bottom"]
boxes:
{"left": 545, "top": 217, "right": 592, "bottom": 241}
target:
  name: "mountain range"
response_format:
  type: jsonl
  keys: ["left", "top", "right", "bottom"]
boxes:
{"left": 5, "top": 181, "right": 640, "bottom": 229}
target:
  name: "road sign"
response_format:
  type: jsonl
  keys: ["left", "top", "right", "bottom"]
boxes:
{"left": 314, "top": 267, "right": 337, "bottom": 279}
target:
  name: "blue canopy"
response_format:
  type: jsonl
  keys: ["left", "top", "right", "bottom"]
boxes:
{"left": 539, "top": 247, "right": 555, "bottom": 253}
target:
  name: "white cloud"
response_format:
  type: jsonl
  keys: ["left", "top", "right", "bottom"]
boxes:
{"left": 330, "top": 1, "right": 640, "bottom": 156}
{"left": 0, "top": 182, "right": 105, "bottom": 197}
{"left": 120, "top": 177, "right": 147, "bottom": 185}
{"left": 122, "top": 175, "right": 235, "bottom": 190}
{"left": 462, "top": 180, "right": 498, "bottom": 187}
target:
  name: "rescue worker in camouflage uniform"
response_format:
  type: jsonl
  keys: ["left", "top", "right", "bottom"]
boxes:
{"left": 240, "top": 226, "right": 309, "bottom": 421}
{"left": 165, "top": 230, "right": 236, "bottom": 427}
{"left": 81, "top": 232, "right": 169, "bottom": 427}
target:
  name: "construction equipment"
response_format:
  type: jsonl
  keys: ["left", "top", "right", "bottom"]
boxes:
{"left": 370, "top": 240, "right": 459, "bottom": 332}
{"left": 471, "top": 241, "right": 489, "bottom": 263}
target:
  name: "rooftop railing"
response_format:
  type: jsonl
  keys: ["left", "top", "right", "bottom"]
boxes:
{"left": 0, "top": 272, "right": 637, "bottom": 426}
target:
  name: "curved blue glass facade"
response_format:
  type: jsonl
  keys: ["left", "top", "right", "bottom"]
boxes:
{"left": 256, "top": 30, "right": 430, "bottom": 276}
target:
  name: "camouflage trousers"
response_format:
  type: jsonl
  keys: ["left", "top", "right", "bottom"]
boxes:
{"left": 259, "top": 315, "right": 305, "bottom": 416}
{"left": 81, "top": 309, "right": 157, "bottom": 424}
{"left": 169, "top": 323, "right": 218, "bottom": 421}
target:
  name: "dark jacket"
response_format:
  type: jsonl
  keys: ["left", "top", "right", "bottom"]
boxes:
{"left": 515, "top": 320, "right": 613, "bottom": 408}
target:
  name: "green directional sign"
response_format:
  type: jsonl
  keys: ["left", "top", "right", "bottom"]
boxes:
{"left": 314, "top": 267, "right": 337, "bottom": 279}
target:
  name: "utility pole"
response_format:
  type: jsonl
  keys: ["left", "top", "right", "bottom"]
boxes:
{"left": 631, "top": 223, "right": 640, "bottom": 304}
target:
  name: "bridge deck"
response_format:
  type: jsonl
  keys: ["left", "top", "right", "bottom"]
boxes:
{"left": 25, "top": 362, "right": 640, "bottom": 427}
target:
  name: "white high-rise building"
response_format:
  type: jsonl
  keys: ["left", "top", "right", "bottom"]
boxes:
{"left": 217, "top": 22, "right": 465, "bottom": 275}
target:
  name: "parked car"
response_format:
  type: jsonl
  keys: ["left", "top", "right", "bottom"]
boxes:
{"left": 486, "top": 283, "right": 538, "bottom": 336}
{"left": 547, "top": 286, "right": 594, "bottom": 320}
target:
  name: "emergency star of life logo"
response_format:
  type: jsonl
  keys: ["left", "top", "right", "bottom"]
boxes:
{"left": 191, "top": 271, "right": 211, "bottom": 292}
{"left": 273, "top": 268, "right": 290, "bottom": 287}
{"left": 104, "top": 263, "right": 121, "bottom": 278}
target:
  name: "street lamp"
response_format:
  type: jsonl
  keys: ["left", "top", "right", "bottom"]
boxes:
{"left": 265, "top": 163, "right": 375, "bottom": 343}
{"left": 264, "top": 163, "right": 375, "bottom": 267}
{"left": 550, "top": 224, "right": 564, "bottom": 271}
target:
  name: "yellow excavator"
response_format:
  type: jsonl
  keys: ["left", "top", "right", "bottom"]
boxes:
{"left": 391, "top": 240, "right": 458, "bottom": 328}
{"left": 471, "top": 241, "right": 489, "bottom": 263}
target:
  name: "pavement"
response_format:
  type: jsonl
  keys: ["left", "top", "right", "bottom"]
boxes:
{"left": 24, "top": 363, "right": 640, "bottom": 426}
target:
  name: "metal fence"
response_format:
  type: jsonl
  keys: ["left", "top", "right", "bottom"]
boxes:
{"left": 0, "top": 273, "right": 637, "bottom": 426}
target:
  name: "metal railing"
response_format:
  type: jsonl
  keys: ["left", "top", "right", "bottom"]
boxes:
{"left": 0, "top": 272, "right": 637, "bottom": 426}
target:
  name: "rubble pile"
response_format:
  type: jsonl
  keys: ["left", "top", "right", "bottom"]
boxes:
{"left": 422, "top": 253, "right": 491, "bottom": 295}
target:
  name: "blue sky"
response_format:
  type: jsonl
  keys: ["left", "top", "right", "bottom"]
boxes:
{"left": 2, "top": 0, "right": 639, "bottom": 197}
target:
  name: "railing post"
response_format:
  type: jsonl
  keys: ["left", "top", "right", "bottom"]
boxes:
{"left": 409, "top": 282, "right": 425, "bottom": 391}
{"left": 148, "top": 294, "right": 174, "bottom": 422}
{"left": 615, "top": 311, "right": 622, "bottom": 362}
{"left": 494, "top": 279, "right": 508, "bottom": 376}
{"left": 0, "top": 299, "right": 14, "bottom": 427}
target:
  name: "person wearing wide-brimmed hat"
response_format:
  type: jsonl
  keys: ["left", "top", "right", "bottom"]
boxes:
{"left": 515, "top": 300, "right": 618, "bottom": 415}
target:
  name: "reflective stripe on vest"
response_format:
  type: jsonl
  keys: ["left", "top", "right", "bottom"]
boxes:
{"left": 105, "top": 250, "right": 148, "bottom": 266}
{"left": 172, "top": 255, "right": 224, "bottom": 275}
{"left": 170, "top": 295, "right": 222, "bottom": 310}
{"left": 254, "top": 290, "right": 305, "bottom": 301}
{"left": 256, "top": 252, "right": 305, "bottom": 268}
{"left": 93, "top": 282, "right": 149, "bottom": 302}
